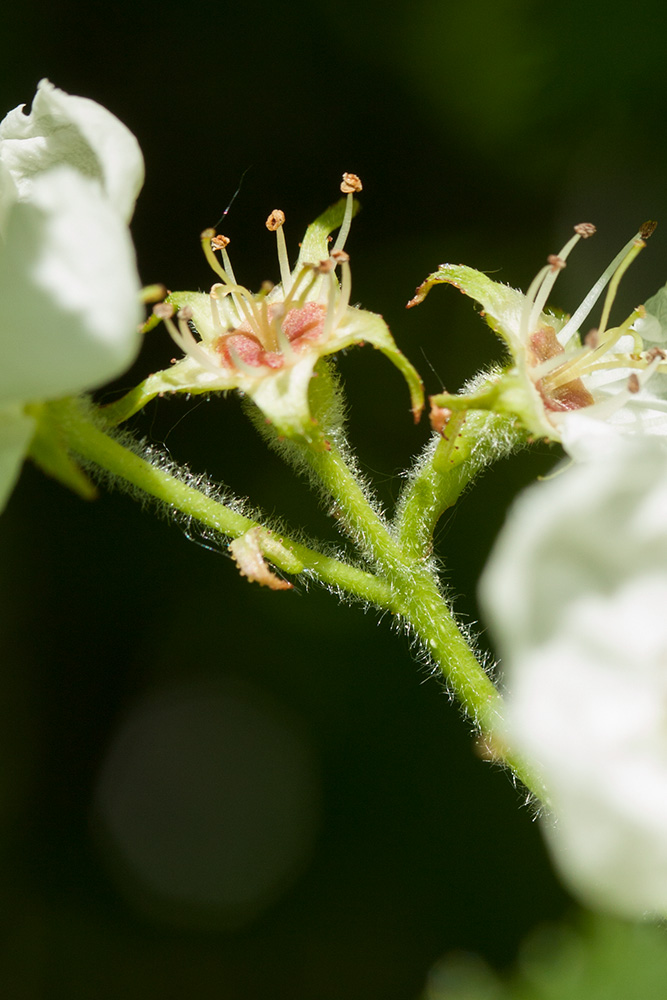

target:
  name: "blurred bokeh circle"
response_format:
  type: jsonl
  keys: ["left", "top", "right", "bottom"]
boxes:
{"left": 93, "top": 677, "right": 320, "bottom": 930}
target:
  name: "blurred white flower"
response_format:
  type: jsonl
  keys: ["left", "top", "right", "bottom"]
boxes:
{"left": 0, "top": 79, "right": 144, "bottom": 510}
{"left": 480, "top": 437, "right": 667, "bottom": 916}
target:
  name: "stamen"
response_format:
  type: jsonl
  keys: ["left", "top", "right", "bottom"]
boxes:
{"left": 209, "top": 284, "right": 226, "bottom": 336}
{"left": 332, "top": 172, "right": 362, "bottom": 254}
{"left": 520, "top": 265, "right": 551, "bottom": 345}
{"left": 332, "top": 251, "right": 352, "bottom": 329}
{"left": 201, "top": 229, "right": 233, "bottom": 284}
{"left": 527, "top": 225, "right": 592, "bottom": 334}
{"left": 558, "top": 229, "right": 647, "bottom": 346}
{"left": 281, "top": 263, "right": 318, "bottom": 311}
{"left": 270, "top": 302, "right": 296, "bottom": 360}
{"left": 266, "top": 209, "right": 293, "bottom": 295}
{"left": 596, "top": 237, "right": 646, "bottom": 342}
{"left": 543, "top": 308, "right": 641, "bottom": 391}
{"left": 209, "top": 279, "right": 263, "bottom": 335}
{"left": 321, "top": 268, "right": 340, "bottom": 343}
{"left": 154, "top": 303, "right": 222, "bottom": 376}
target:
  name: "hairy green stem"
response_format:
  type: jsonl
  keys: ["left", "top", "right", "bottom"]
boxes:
{"left": 289, "top": 433, "right": 545, "bottom": 800}
{"left": 396, "top": 411, "right": 523, "bottom": 559}
{"left": 50, "top": 399, "right": 394, "bottom": 608}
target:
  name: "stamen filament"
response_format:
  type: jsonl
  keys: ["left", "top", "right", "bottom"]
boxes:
{"left": 265, "top": 209, "right": 293, "bottom": 296}
{"left": 164, "top": 310, "right": 223, "bottom": 377}
{"left": 332, "top": 193, "right": 354, "bottom": 254}
{"left": 259, "top": 298, "right": 279, "bottom": 352}
{"left": 321, "top": 270, "right": 340, "bottom": 343}
{"left": 333, "top": 258, "right": 352, "bottom": 329}
{"left": 282, "top": 264, "right": 317, "bottom": 311}
{"left": 528, "top": 233, "right": 582, "bottom": 333}
{"left": 209, "top": 285, "right": 226, "bottom": 336}
{"left": 201, "top": 231, "right": 233, "bottom": 285}
{"left": 275, "top": 225, "right": 293, "bottom": 295}
{"left": 332, "top": 173, "right": 362, "bottom": 253}
{"left": 520, "top": 265, "right": 550, "bottom": 345}
{"left": 596, "top": 239, "right": 645, "bottom": 342}
{"left": 558, "top": 233, "right": 643, "bottom": 346}
{"left": 543, "top": 311, "right": 640, "bottom": 391}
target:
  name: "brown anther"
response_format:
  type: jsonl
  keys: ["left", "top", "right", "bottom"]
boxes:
{"left": 574, "top": 223, "right": 596, "bottom": 238}
{"left": 316, "top": 258, "right": 336, "bottom": 274}
{"left": 211, "top": 234, "right": 231, "bottom": 251}
{"left": 153, "top": 302, "right": 175, "bottom": 319}
{"left": 627, "top": 373, "right": 641, "bottom": 393}
{"left": 265, "top": 209, "right": 285, "bottom": 231}
{"left": 200, "top": 227, "right": 216, "bottom": 240}
{"left": 177, "top": 306, "right": 193, "bottom": 321}
{"left": 646, "top": 347, "right": 667, "bottom": 362}
{"left": 330, "top": 249, "right": 350, "bottom": 264}
{"left": 640, "top": 220, "right": 658, "bottom": 239}
{"left": 548, "top": 254, "right": 567, "bottom": 271}
{"left": 341, "top": 172, "right": 362, "bottom": 194}
{"left": 260, "top": 280, "right": 274, "bottom": 294}
{"left": 584, "top": 328, "right": 599, "bottom": 348}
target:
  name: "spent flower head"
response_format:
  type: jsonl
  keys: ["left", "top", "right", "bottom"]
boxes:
{"left": 410, "top": 222, "right": 667, "bottom": 456}
{"left": 111, "top": 174, "right": 423, "bottom": 442}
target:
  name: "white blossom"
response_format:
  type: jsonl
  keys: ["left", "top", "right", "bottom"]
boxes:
{"left": 480, "top": 436, "right": 667, "bottom": 916}
{"left": 0, "top": 80, "right": 144, "bottom": 510}
{"left": 410, "top": 223, "right": 667, "bottom": 456}
{"left": 108, "top": 176, "right": 424, "bottom": 441}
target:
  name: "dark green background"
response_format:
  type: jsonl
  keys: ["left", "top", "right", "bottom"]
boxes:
{"left": 0, "top": 1, "right": 665, "bottom": 996}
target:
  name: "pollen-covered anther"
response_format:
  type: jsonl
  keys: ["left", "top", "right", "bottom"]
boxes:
{"left": 265, "top": 209, "right": 285, "bottom": 231}
{"left": 315, "top": 258, "right": 336, "bottom": 275}
{"left": 177, "top": 306, "right": 193, "bottom": 322}
{"left": 584, "top": 328, "right": 599, "bottom": 348}
{"left": 341, "top": 172, "right": 362, "bottom": 194}
{"left": 646, "top": 347, "right": 667, "bottom": 362}
{"left": 330, "top": 249, "right": 350, "bottom": 264}
{"left": 627, "top": 373, "right": 641, "bottom": 393}
{"left": 574, "top": 223, "right": 597, "bottom": 238}
{"left": 210, "top": 234, "right": 231, "bottom": 251}
{"left": 548, "top": 254, "right": 567, "bottom": 272}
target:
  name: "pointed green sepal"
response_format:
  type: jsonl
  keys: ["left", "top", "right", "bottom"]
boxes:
{"left": 26, "top": 401, "right": 97, "bottom": 500}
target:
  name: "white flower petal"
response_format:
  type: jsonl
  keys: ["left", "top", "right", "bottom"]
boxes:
{"left": 0, "top": 406, "right": 35, "bottom": 513}
{"left": 481, "top": 438, "right": 667, "bottom": 916}
{"left": 0, "top": 79, "right": 143, "bottom": 223}
{"left": 0, "top": 166, "right": 142, "bottom": 404}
